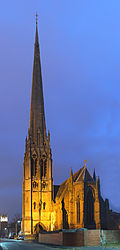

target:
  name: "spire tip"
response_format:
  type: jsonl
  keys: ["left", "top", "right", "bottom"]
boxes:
{"left": 35, "top": 12, "right": 38, "bottom": 25}
{"left": 84, "top": 159, "right": 87, "bottom": 167}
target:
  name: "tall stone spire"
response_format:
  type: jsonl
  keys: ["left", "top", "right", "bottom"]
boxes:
{"left": 29, "top": 17, "right": 46, "bottom": 144}
{"left": 22, "top": 16, "right": 53, "bottom": 236}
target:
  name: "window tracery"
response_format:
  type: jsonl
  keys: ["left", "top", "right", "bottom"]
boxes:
{"left": 40, "top": 155, "right": 47, "bottom": 178}
{"left": 33, "top": 181, "right": 38, "bottom": 188}
{"left": 31, "top": 155, "right": 37, "bottom": 177}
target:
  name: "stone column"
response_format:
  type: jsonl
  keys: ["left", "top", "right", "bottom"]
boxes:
{"left": 94, "top": 181, "right": 100, "bottom": 229}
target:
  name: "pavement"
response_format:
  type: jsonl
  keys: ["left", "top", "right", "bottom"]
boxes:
{"left": 0, "top": 239, "right": 120, "bottom": 250}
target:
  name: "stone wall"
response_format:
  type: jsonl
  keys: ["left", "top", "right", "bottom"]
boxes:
{"left": 38, "top": 229, "right": 120, "bottom": 247}
{"left": 101, "top": 230, "right": 120, "bottom": 245}
{"left": 84, "top": 229, "right": 101, "bottom": 246}
{"left": 39, "top": 231, "right": 63, "bottom": 245}
{"left": 63, "top": 231, "right": 84, "bottom": 247}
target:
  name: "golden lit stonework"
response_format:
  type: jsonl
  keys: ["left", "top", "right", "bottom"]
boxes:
{"left": 21, "top": 20, "right": 101, "bottom": 237}
{"left": 84, "top": 160, "right": 87, "bottom": 166}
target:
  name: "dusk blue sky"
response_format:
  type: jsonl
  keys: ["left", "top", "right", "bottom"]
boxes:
{"left": 0, "top": 0, "right": 120, "bottom": 219}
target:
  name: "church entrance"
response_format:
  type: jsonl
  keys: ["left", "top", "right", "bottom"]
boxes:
{"left": 85, "top": 188, "right": 95, "bottom": 229}
{"left": 34, "top": 222, "right": 46, "bottom": 238}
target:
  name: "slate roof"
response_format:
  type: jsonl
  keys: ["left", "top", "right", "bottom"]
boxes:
{"left": 55, "top": 165, "right": 95, "bottom": 199}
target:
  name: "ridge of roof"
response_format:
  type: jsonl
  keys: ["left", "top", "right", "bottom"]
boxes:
{"left": 75, "top": 166, "right": 85, "bottom": 182}
{"left": 84, "top": 168, "right": 94, "bottom": 182}
{"left": 73, "top": 166, "right": 85, "bottom": 182}
{"left": 55, "top": 165, "right": 95, "bottom": 199}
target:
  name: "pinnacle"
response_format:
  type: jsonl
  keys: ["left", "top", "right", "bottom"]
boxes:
{"left": 70, "top": 168, "right": 73, "bottom": 177}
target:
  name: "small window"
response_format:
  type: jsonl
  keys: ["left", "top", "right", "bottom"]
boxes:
{"left": 43, "top": 202, "right": 46, "bottom": 210}
{"left": 34, "top": 202, "right": 36, "bottom": 210}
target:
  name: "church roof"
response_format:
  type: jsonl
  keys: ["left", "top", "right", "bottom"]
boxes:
{"left": 55, "top": 165, "right": 95, "bottom": 199}
{"left": 75, "top": 166, "right": 94, "bottom": 182}
{"left": 55, "top": 179, "right": 67, "bottom": 199}
{"left": 29, "top": 21, "right": 46, "bottom": 143}
{"left": 73, "top": 166, "right": 85, "bottom": 182}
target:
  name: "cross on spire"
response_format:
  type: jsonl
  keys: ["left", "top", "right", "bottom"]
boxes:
{"left": 84, "top": 160, "right": 87, "bottom": 167}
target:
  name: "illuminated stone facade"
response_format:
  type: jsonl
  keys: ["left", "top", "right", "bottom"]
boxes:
{"left": 21, "top": 22, "right": 101, "bottom": 236}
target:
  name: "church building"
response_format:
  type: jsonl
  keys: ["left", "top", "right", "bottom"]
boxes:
{"left": 21, "top": 20, "right": 111, "bottom": 236}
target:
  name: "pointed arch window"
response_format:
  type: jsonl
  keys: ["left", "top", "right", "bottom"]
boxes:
{"left": 43, "top": 202, "right": 46, "bottom": 210}
{"left": 31, "top": 157, "right": 37, "bottom": 177}
{"left": 86, "top": 188, "right": 94, "bottom": 227}
{"left": 40, "top": 157, "right": 47, "bottom": 178}
{"left": 34, "top": 158, "right": 37, "bottom": 176}
{"left": 34, "top": 202, "right": 36, "bottom": 210}
{"left": 40, "top": 159, "right": 43, "bottom": 178}
{"left": 44, "top": 159, "right": 47, "bottom": 177}
{"left": 76, "top": 198, "right": 80, "bottom": 224}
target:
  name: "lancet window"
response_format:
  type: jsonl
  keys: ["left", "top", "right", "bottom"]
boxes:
{"left": 40, "top": 156, "right": 47, "bottom": 178}
{"left": 31, "top": 156, "right": 37, "bottom": 177}
{"left": 34, "top": 202, "right": 36, "bottom": 210}
{"left": 43, "top": 202, "right": 46, "bottom": 210}
{"left": 86, "top": 188, "right": 94, "bottom": 226}
{"left": 76, "top": 198, "right": 80, "bottom": 224}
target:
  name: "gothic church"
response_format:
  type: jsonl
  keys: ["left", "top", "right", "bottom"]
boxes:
{"left": 21, "top": 21, "right": 111, "bottom": 236}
